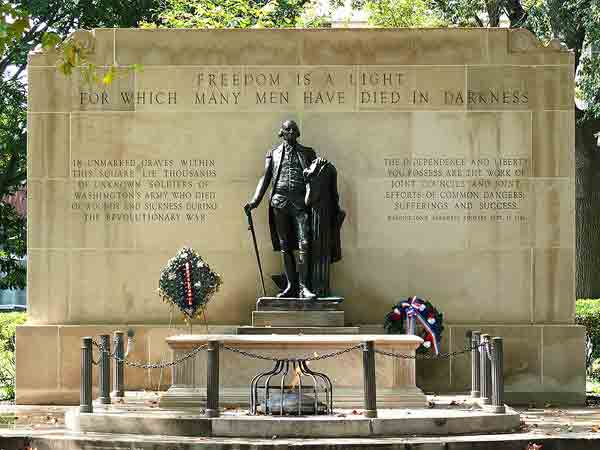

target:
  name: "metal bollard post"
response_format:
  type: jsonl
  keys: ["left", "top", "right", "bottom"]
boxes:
{"left": 471, "top": 331, "right": 481, "bottom": 398}
{"left": 480, "top": 334, "right": 492, "bottom": 405}
{"left": 205, "top": 340, "right": 220, "bottom": 418}
{"left": 112, "top": 331, "right": 125, "bottom": 398}
{"left": 80, "top": 337, "right": 93, "bottom": 413}
{"left": 98, "top": 334, "right": 111, "bottom": 405}
{"left": 491, "top": 337, "right": 505, "bottom": 413}
{"left": 362, "top": 340, "right": 378, "bottom": 418}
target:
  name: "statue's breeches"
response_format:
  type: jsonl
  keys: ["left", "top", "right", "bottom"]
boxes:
{"left": 272, "top": 204, "right": 310, "bottom": 252}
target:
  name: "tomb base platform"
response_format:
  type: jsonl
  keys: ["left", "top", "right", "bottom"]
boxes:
{"left": 159, "top": 334, "right": 427, "bottom": 409}
{"left": 65, "top": 401, "right": 520, "bottom": 438}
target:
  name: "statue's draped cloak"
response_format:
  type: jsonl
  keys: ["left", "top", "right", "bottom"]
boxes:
{"left": 305, "top": 161, "right": 345, "bottom": 296}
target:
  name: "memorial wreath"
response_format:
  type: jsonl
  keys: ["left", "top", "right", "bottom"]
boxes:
{"left": 384, "top": 296, "right": 444, "bottom": 355}
{"left": 158, "top": 247, "right": 223, "bottom": 321}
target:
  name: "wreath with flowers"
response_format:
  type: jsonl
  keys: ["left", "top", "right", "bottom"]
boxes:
{"left": 384, "top": 296, "right": 444, "bottom": 355}
{"left": 158, "top": 247, "right": 223, "bottom": 321}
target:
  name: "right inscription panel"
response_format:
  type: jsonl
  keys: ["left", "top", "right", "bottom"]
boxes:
{"left": 304, "top": 103, "right": 573, "bottom": 325}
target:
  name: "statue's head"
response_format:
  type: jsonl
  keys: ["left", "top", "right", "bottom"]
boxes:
{"left": 278, "top": 120, "right": 300, "bottom": 144}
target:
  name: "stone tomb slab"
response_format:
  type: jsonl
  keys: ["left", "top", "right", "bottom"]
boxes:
{"left": 160, "top": 334, "right": 426, "bottom": 409}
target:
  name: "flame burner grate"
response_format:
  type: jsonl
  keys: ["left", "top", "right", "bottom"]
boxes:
{"left": 250, "top": 360, "right": 333, "bottom": 415}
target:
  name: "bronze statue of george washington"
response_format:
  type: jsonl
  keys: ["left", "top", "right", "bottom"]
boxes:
{"left": 244, "top": 120, "right": 344, "bottom": 300}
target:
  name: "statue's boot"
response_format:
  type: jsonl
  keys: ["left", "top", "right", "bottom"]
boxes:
{"left": 277, "top": 250, "right": 298, "bottom": 298}
{"left": 298, "top": 250, "right": 317, "bottom": 300}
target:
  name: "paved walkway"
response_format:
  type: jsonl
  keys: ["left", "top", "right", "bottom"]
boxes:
{"left": 1, "top": 394, "right": 600, "bottom": 448}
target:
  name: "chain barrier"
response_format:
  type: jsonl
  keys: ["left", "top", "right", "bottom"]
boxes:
{"left": 222, "top": 343, "right": 364, "bottom": 362}
{"left": 91, "top": 337, "right": 119, "bottom": 358}
{"left": 90, "top": 337, "right": 489, "bottom": 368}
{"left": 374, "top": 342, "right": 487, "bottom": 360}
{"left": 92, "top": 339, "right": 209, "bottom": 369}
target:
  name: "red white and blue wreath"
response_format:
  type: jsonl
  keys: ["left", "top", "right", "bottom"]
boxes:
{"left": 158, "top": 247, "right": 223, "bottom": 321}
{"left": 384, "top": 296, "right": 444, "bottom": 355}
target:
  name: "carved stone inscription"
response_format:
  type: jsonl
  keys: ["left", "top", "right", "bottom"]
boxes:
{"left": 384, "top": 157, "right": 530, "bottom": 223}
{"left": 77, "top": 67, "right": 531, "bottom": 110}
{"left": 71, "top": 159, "right": 218, "bottom": 224}
{"left": 70, "top": 66, "right": 534, "bottom": 227}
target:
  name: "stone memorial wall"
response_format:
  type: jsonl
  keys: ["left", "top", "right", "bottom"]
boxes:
{"left": 19, "top": 28, "right": 583, "bottom": 405}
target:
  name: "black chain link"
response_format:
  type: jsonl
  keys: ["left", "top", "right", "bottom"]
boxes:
{"left": 222, "top": 343, "right": 364, "bottom": 362}
{"left": 91, "top": 338, "right": 489, "bottom": 368}
{"left": 374, "top": 342, "right": 487, "bottom": 360}
{"left": 92, "top": 339, "right": 208, "bottom": 369}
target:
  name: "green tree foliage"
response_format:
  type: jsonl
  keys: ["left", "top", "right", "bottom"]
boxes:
{"left": 0, "top": 312, "right": 26, "bottom": 400}
{"left": 0, "top": 3, "right": 29, "bottom": 60}
{"left": 521, "top": 0, "right": 599, "bottom": 121}
{"left": 0, "top": 1, "right": 159, "bottom": 289}
{"left": 144, "top": 0, "right": 311, "bottom": 28}
{"left": 364, "top": 0, "right": 445, "bottom": 27}
{"left": 0, "top": 79, "right": 26, "bottom": 290}
{"left": 425, "top": 0, "right": 527, "bottom": 27}
{"left": 576, "top": 299, "right": 600, "bottom": 377}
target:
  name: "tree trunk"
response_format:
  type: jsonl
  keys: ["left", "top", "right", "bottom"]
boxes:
{"left": 485, "top": 0, "right": 501, "bottom": 26}
{"left": 576, "top": 114, "right": 600, "bottom": 298}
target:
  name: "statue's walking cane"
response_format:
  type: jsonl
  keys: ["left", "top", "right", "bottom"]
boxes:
{"left": 245, "top": 207, "right": 267, "bottom": 297}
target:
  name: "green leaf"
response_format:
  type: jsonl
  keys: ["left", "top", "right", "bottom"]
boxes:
{"left": 102, "top": 68, "right": 115, "bottom": 85}
{"left": 41, "top": 32, "right": 62, "bottom": 50}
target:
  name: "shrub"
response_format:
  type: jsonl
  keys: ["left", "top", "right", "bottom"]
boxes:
{"left": 0, "top": 312, "right": 26, "bottom": 400}
{"left": 575, "top": 299, "right": 600, "bottom": 378}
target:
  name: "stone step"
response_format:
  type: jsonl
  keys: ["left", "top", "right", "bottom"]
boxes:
{"left": 64, "top": 405, "right": 520, "bottom": 438}
{"left": 256, "top": 297, "right": 344, "bottom": 311}
{"left": 237, "top": 326, "right": 360, "bottom": 335}
{"left": 2, "top": 429, "right": 594, "bottom": 450}
{"left": 252, "top": 311, "right": 344, "bottom": 327}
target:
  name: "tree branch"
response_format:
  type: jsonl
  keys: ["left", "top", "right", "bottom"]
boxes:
{"left": 504, "top": 0, "right": 527, "bottom": 28}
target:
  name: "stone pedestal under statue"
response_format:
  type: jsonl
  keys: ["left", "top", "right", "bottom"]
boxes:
{"left": 159, "top": 334, "right": 427, "bottom": 409}
{"left": 249, "top": 296, "right": 346, "bottom": 328}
